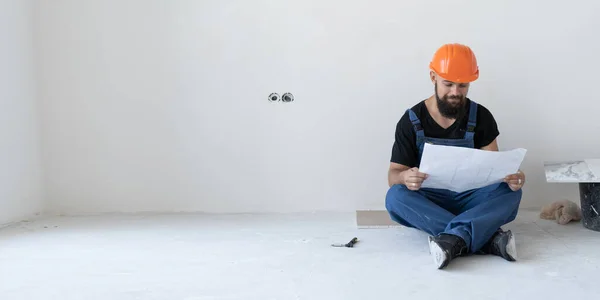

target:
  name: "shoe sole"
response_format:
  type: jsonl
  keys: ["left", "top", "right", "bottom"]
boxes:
{"left": 505, "top": 231, "right": 517, "bottom": 261}
{"left": 428, "top": 236, "right": 448, "bottom": 269}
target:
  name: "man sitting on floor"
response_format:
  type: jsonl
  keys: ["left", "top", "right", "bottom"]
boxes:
{"left": 385, "top": 43, "right": 526, "bottom": 269}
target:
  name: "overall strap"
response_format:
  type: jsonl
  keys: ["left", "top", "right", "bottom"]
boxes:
{"left": 407, "top": 109, "right": 425, "bottom": 138}
{"left": 464, "top": 100, "right": 478, "bottom": 140}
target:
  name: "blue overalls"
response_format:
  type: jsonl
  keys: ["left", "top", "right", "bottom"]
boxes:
{"left": 385, "top": 100, "right": 522, "bottom": 253}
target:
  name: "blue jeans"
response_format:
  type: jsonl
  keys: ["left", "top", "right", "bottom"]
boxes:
{"left": 385, "top": 182, "right": 522, "bottom": 253}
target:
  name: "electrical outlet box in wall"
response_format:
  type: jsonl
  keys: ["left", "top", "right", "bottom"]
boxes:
{"left": 282, "top": 93, "right": 294, "bottom": 102}
{"left": 268, "top": 93, "right": 280, "bottom": 102}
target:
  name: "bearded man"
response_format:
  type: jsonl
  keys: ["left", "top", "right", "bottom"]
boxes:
{"left": 385, "top": 43, "right": 525, "bottom": 269}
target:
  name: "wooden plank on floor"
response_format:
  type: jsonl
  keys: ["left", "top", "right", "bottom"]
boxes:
{"left": 356, "top": 210, "right": 402, "bottom": 228}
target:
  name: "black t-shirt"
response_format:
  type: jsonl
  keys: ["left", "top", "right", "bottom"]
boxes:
{"left": 390, "top": 98, "right": 500, "bottom": 168}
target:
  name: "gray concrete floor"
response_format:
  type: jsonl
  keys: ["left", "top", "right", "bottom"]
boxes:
{"left": 0, "top": 209, "right": 597, "bottom": 299}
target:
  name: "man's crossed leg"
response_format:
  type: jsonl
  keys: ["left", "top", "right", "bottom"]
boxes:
{"left": 385, "top": 182, "right": 522, "bottom": 269}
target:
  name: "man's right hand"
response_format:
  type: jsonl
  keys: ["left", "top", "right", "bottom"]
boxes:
{"left": 402, "top": 167, "right": 428, "bottom": 191}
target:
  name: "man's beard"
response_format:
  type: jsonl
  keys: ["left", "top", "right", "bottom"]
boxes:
{"left": 435, "top": 83, "right": 467, "bottom": 119}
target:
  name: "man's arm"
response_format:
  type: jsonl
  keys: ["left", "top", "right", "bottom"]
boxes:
{"left": 388, "top": 162, "right": 410, "bottom": 187}
{"left": 474, "top": 104, "right": 500, "bottom": 151}
{"left": 388, "top": 162, "right": 428, "bottom": 189}
{"left": 388, "top": 110, "right": 425, "bottom": 188}
{"left": 480, "top": 138, "right": 499, "bottom": 151}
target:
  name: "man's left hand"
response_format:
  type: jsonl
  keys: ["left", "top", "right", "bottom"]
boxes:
{"left": 504, "top": 170, "right": 525, "bottom": 191}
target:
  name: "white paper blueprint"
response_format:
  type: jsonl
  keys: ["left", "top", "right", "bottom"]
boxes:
{"left": 418, "top": 143, "right": 527, "bottom": 193}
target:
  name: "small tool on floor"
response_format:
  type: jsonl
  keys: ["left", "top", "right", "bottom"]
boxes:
{"left": 331, "top": 237, "right": 359, "bottom": 248}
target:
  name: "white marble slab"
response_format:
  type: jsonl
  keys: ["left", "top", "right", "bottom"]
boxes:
{"left": 544, "top": 160, "right": 600, "bottom": 183}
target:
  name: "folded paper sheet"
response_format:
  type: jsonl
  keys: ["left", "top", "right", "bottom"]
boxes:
{"left": 418, "top": 143, "right": 527, "bottom": 193}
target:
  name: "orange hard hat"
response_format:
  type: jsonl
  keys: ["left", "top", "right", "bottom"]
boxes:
{"left": 429, "top": 43, "right": 479, "bottom": 83}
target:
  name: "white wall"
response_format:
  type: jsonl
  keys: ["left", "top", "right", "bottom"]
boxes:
{"left": 0, "top": 0, "right": 43, "bottom": 224}
{"left": 36, "top": 0, "right": 600, "bottom": 214}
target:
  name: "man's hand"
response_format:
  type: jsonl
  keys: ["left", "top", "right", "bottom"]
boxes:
{"left": 504, "top": 170, "right": 525, "bottom": 191}
{"left": 403, "top": 167, "right": 428, "bottom": 191}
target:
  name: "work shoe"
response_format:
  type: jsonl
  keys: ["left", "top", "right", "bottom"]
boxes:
{"left": 479, "top": 229, "right": 517, "bottom": 261}
{"left": 428, "top": 233, "right": 468, "bottom": 269}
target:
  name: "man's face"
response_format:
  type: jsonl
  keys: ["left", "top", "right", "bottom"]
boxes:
{"left": 433, "top": 75, "right": 470, "bottom": 119}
